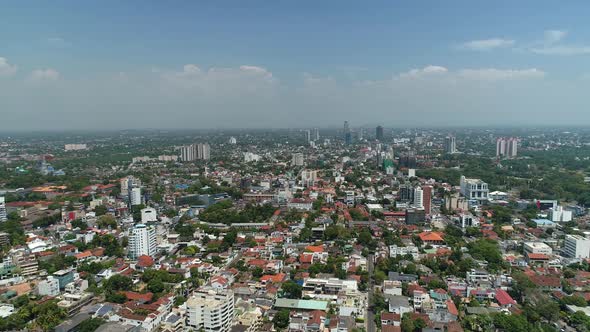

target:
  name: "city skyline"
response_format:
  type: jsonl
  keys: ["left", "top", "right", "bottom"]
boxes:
{"left": 2, "top": 1, "right": 590, "bottom": 130}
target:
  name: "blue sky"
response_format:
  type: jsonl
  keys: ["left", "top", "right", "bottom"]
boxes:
{"left": 1, "top": 1, "right": 590, "bottom": 129}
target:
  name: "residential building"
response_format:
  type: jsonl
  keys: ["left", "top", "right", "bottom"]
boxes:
{"left": 563, "top": 235, "right": 590, "bottom": 259}
{"left": 444, "top": 136, "right": 456, "bottom": 154}
{"left": 53, "top": 269, "right": 75, "bottom": 290}
{"left": 301, "top": 170, "right": 318, "bottom": 187}
{"left": 496, "top": 137, "right": 518, "bottom": 158}
{"left": 141, "top": 207, "right": 157, "bottom": 223}
{"left": 128, "top": 224, "right": 157, "bottom": 260}
{"left": 292, "top": 153, "right": 305, "bottom": 166}
{"left": 549, "top": 206, "right": 573, "bottom": 223}
{"left": 186, "top": 289, "right": 235, "bottom": 332}
{"left": 64, "top": 144, "right": 87, "bottom": 151}
{"left": 413, "top": 187, "right": 423, "bottom": 209}
{"left": 524, "top": 242, "right": 553, "bottom": 255}
{"left": 131, "top": 187, "right": 142, "bottom": 206}
{"left": 460, "top": 176, "right": 489, "bottom": 200}
{"left": 0, "top": 197, "right": 6, "bottom": 222}
{"left": 38, "top": 276, "right": 60, "bottom": 296}
{"left": 422, "top": 185, "right": 432, "bottom": 215}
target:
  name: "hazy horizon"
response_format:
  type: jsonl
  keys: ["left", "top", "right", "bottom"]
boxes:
{"left": 2, "top": 1, "right": 590, "bottom": 130}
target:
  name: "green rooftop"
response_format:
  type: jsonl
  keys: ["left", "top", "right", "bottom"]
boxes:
{"left": 274, "top": 298, "right": 328, "bottom": 311}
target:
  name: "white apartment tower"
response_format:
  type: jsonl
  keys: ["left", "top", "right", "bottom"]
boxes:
{"left": 0, "top": 197, "right": 6, "bottom": 222}
{"left": 496, "top": 137, "right": 518, "bottom": 158}
{"left": 292, "top": 153, "right": 305, "bottom": 166}
{"left": 180, "top": 143, "right": 211, "bottom": 161}
{"left": 128, "top": 224, "right": 157, "bottom": 259}
{"left": 130, "top": 187, "right": 142, "bottom": 206}
{"left": 413, "top": 187, "right": 424, "bottom": 209}
{"left": 186, "top": 289, "right": 235, "bottom": 332}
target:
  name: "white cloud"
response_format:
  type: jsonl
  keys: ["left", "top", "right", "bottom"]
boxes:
{"left": 0, "top": 57, "right": 17, "bottom": 77}
{"left": 543, "top": 30, "right": 567, "bottom": 44}
{"left": 458, "top": 68, "right": 545, "bottom": 81}
{"left": 399, "top": 65, "right": 448, "bottom": 78}
{"left": 460, "top": 38, "right": 515, "bottom": 51}
{"left": 30, "top": 68, "right": 60, "bottom": 81}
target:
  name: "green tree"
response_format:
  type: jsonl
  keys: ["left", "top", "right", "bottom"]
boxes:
{"left": 281, "top": 281, "right": 302, "bottom": 299}
{"left": 273, "top": 309, "right": 290, "bottom": 329}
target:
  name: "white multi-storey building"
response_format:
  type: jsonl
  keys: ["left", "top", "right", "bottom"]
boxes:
{"left": 563, "top": 235, "right": 590, "bottom": 259}
{"left": 524, "top": 242, "right": 553, "bottom": 255}
{"left": 549, "top": 206, "right": 573, "bottom": 223}
{"left": 38, "top": 276, "right": 60, "bottom": 296}
{"left": 186, "top": 289, "right": 235, "bottom": 332}
{"left": 413, "top": 187, "right": 423, "bottom": 209}
{"left": 292, "top": 153, "right": 305, "bottom": 166}
{"left": 460, "top": 176, "right": 489, "bottom": 200}
{"left": 128, "top": 224, "right": 157, "bottom": 259}
{"left": 496, "top": 137, "right": 518, "bottom": 158}
{"left": 141, "top": 207, "right": 157, "bottom": 223}
{"left": 0, "top": 197, "right": 6, "bottom": 222}
{"left": 131, "top": 187, "right": 142, "bottom": 206}
{"left": 301, "top": 169, "right": 318, "bottom": 187}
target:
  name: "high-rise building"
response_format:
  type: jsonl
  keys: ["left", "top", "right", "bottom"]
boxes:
{"left": 563, "top": 235, "right": 590, "bottom": 259}
{"left": 197, "top": 143, "right": 211, "bottom": 160}
{"left": 291, "top": 153, "right": 305, "bottom": 166}
{"left": 413, "top": 187, "right": 424, "bottom": 209}
{"left": 344, "top": 121, "right": 352, "bottom": 145}
{"left": 186, "top": 289, "right": 235, "bottom": 332}
{"left": 376, "top": 126, "right": 384, "bottom": 141}
{"left": 131, "top": 187, "right": 142, "bottom": 206}
{"left": 180, "top": 143, "right": 211, "bottom": 161}
{"left": 228, "top": 137, "right": 237, "bottom": 144}
{"left": 128, "top": 224, "right": 157, "bottom": 259}
{"left": 422, "top": 185, "right": 433, "bottom": 215}
{"left": 444, "top": 136, "right": 457, "bottom": 154}
{"left": 496, "top": 137, "right": 518, "bottom": 158}
{"left": 301, "top": 170, "right": 318, "bottom": 187}
{"left": 312, "top": 128, "right": 320, "bottom": 141}
{"left": 0, "top": 197, "right": 6, "bottom": 222}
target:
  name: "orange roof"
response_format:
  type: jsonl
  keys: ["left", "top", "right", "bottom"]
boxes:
{"left": 137, "top": 255, "right": 155, "bottom": 267}
{"left": 122, "top": 291, "right": 153, "bottom": 302}
{"left": 75, "top": 250, "right": 93, "bottom": 260}
{"left": 305, "top": 245, "right": 324, "bottom": 253}
{"left": 527, "top": 252, "right": 550, "bottom": 260}
{"left": 260, "top": 273, "right": 286, "bottom": 283}
{"left": 418, "top": 232, "right": 444, "bottom": 242}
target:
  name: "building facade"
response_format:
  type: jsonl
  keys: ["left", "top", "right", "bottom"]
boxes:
{"left": 186, "top": 289, "right": 235, "bottom": 332}
{"left": 128, "top": 224, "right": 157, "bottom": 259}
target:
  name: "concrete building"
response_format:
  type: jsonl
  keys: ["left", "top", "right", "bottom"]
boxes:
{"left": 186, "top": 289, "right": 234, "bottom": 332}
{"left": 524, "top": 242, "right": 553, "bottom": 255}
{"left": 38, "top": 276, "right": 60, "bottom": 296}
{"left": 549, "top": 206, "right": 573, "bottom": 223}
{"left": 312, "top": 128, "right": 320, "bottom": 141}
{"left": 444, "top": 136, "right": 456, "bottom": 154}
{"left": 376, "top": 126, "right": 384, "bottom": 141}
{"left": 131, "top": 187, "right": 142, "bottom": 206}
{"left": 460, "top": 176, "right": 489, "bottom": 200}
{"left": 413, "top": 187, "right": 423, "bottom": 209}
{"left": 422, "top": 185, "right": 432, "bottom": 215}
{"left": 301, "top": 170, "right": 318, "bottom": 187}
{"left": 64, "top": 144, "right": 87, "bottom": 151}
{"left": 128, "top": 224, "right": 157, "bottom": 260}
{"left": 141, "top": 207, "right": 157, "bottom": 223}
{"left": 180, "top": 143, "right": 211, "bottom": 161}
{"left": 53, "top": 269, "right": 75, "bottom": 290}
{"left": 496, "top": 137, "right": 518, "bottom": 158}
{"left": 292, "top": 153, "right": 305, "bottom": 166}
{"left": 563, "top": 235, "right": 590, "bottom": 259}
{"left": 0, "top": 197, "right": 6, "bottom": 222}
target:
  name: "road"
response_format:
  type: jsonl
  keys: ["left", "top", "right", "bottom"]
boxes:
{"left": 367, "top": 253, "right": 376, "bottom": 332}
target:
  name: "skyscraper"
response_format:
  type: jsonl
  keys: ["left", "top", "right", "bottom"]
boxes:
{"left": 291, "top": 153, "right": 305, "bottom": 166}
{"left": 0, "top": 197, "right": 6, "bottom": 222}
{"left": 131, "top": 187, "right": 142, "bottom": 206}
{"left": 422, "top": 185, "right": 433, "bottom": 215}
{"left": 180, "top": 143, "right": 211, "bottom": 161}
{"left": 312, "top": 128, "right": 320, "bottom": 141}
{"left": 414, "top": 187, "right": 424, "bottom": 209}
{"left": 376, "top": 126, "right": 384, "bottom": 141}
{"left": 444, "top": 136, "right": 457, "bottom": 154}
{"left": 344, "top": 121, "right": 352, "bottom": 145}
{"left": 128, "top": 224, "right": 157, "bottom": 259}
{"left": 496, "top": 137, "right": 518, "bottom": 158}
{"left": 197, "top": 143, "right": 211, "bottom": 160}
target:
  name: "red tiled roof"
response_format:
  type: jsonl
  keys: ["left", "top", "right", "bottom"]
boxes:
{"left": 137, "top": 255, "right": 155, "bottom": 268}
{"left": 495, "top": 289, "right": 516, "bottom": 306}
{"left": 122, "top": 291, "right": 153, "bottom": 302}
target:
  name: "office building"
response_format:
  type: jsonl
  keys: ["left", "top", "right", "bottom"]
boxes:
{"left": 186, "top": 289, "right": 235, "bottom": 332}
{"left": 128, "top": 224, "right": 157, "bottom": 259}
{"left": 398, "top": 185, "right": 415, "bottom": 203}
{"left": 444, "top": 136, "right": 456, "bottom": 154}
{"left": 291, "top": 153, "right": 305, "bottom": 166}
{"left": 496, "top": 137, "right": 518, "bottom": 158}
{"left": 344, "top": 121, "right": 352, "bottom": 145}
{"left": 422, "top": 185, "right": 432, "bottom": 215}
{"left": 563, "top": 235, "right": 590, "bottom": 259}
{"left": 376, "top": 126, "right": 384, "bottom": 141}
{"left": 460, "top": 176, "right": 489, "bottom": 200}
{"left": 53, "top": 269, "right": 75, "bottom": 290}
{"left": 130, "top": 187, "right": 142, "bottom": 206}
{"left": 413, "top": 187, "right": 424, "bottom": 209}
{"left": 405, "top": 209, "right": 426, "bottom": 225}
{"left": 0, "top": 197, "right": 6, "bottom": 222}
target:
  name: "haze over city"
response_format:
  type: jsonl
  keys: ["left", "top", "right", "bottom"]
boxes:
{"left": 2, "top": 1, "right": 590, "bottom": 130}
